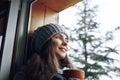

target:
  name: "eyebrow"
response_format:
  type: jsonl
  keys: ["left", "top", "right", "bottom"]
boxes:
{"left": 58, "top": 33, "right": 68, "bottom": 39}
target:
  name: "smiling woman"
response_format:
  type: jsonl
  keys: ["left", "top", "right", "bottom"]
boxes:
{"left": 0, "top": 0, "right": 84, "bottom": 79}
{"left": 14, "top": 23, "right": 77, "bottom": 80}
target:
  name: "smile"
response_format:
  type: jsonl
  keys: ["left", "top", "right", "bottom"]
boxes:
{"left": 59, "top": 47, "right": 68, "bottom": 52}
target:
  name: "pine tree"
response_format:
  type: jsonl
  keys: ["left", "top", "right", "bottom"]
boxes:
{"left": 67, "top": 0, "right": 120, "bottom": 79}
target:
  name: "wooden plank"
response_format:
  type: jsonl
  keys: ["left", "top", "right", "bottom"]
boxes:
{"left": 30, "top": 2, "right": 45, "bottom": 33}
{"left": 30, "top": 0, "right": 81, "bottom": 33}
{"left": 45, "top": 7, "right": 59, "bottom": 24}
{"left": 30, "top": 1, "right": 59, "bottom": 33}
{"left": 37, "top": 0, "right": 81, "bottom": 12}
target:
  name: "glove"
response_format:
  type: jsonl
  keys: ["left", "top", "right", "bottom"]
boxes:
{"left": 51, "top": 72, "right": 66, "bottom": 80}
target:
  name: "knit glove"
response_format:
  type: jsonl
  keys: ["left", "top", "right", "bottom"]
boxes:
{"left": 50, "top": 72, "right": 66, "bottom": 80}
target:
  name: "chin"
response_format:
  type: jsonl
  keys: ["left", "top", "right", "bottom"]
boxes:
{"left": 59, "top": 55, "right": 66, "bottom": 60}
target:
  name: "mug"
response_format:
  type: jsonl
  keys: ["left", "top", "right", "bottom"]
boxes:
{"left": 63, "top": 69, "right": 84, "bottom": 80}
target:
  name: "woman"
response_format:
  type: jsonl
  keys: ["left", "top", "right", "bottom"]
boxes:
{"left": 14, "top": 23, "right": 75, "bottom": 80}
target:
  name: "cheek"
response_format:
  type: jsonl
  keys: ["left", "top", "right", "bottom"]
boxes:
{"left": 52, "top": 40, "right": 62, "bottom": 47}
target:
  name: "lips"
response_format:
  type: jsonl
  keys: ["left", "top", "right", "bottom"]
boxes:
{"left": 59, "top": 47, "right": 68, "bottom": 52}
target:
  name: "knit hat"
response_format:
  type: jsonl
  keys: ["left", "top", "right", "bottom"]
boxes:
{"left": 31, "top": 23, "right": 68, "bottom": 53}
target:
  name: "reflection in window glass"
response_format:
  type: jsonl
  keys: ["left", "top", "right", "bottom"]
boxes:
{"left": 0, "top": 36, "right": 2, "bottom": 49}
{"left": 0, "top": 1, "right": 10, "bottom": 66}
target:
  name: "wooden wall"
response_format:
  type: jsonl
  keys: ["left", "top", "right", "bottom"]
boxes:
{"left": 29, "top": 1, "right": 59, "bottom": 34}
{"left": 29, "top": 0, "right": 81, "bottom": 34}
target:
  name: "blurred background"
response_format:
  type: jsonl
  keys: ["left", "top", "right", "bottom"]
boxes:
{"left": 59, "top": 0, "right": 120, "bottom": 80}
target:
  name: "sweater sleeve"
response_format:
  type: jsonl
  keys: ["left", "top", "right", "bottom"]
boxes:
{"left": 50, "top": 72, "right": 66, "bottom": 80}
{"left": 14, "top": 71, "right": 26, "bottom": 80}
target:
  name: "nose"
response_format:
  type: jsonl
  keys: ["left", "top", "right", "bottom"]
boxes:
{"left": 62, "top": 38, "right": 68, "bottom": 46}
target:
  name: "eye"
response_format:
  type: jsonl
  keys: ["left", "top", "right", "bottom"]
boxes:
{"left": 53, "top": 34, "right": 68, "bottom": 43}
{"left": 55, "top": 35, "right": 62, "bottom": 40}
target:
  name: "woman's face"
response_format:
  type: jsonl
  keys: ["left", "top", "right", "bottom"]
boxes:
{"left": 51, "top": 33, "right": 68, "bottom": 60}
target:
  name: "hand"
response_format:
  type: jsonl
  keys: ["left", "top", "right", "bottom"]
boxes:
{"left": 51, "top": 73, "right": 66, "bottom": 80}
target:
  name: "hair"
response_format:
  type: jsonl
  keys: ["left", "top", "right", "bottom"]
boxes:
{"left": 24, "top": 38, "right": 75, "bottom": 80}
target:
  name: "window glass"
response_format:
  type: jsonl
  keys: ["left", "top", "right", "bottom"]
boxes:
{"left": 0, "top": 1, "right": 10, "bottom": 66}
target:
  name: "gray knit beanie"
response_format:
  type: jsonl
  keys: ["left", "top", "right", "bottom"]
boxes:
{"left": 31, "top": 23, "right": 68, "bottom": 53}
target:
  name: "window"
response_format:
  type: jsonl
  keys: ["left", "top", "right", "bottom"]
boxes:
{"left": 0, "top": 1, "right": 10, "bottom": 66}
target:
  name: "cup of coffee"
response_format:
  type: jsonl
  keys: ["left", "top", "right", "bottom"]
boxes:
{"left": 63, "top": 69, "right": 84, "bottom": 80}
